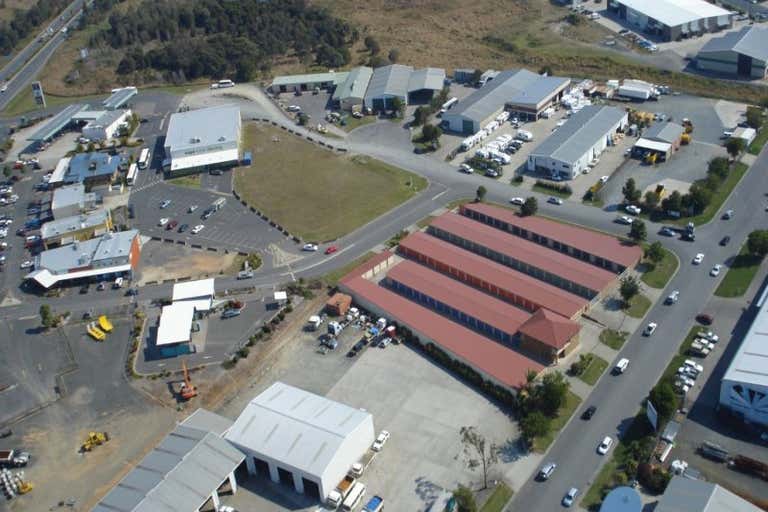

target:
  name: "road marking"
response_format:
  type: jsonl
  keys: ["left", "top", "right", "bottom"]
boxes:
{"left": 159, "top": 115, "right": 168, "bottom": 131}
{"left": 431, "top": 190, "right": 447, "bottom": 201}
{"left": 17, "top": 315, "right": 36, "bottom": 320}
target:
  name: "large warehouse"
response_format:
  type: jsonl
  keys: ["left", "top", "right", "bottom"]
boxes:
{"left": 332, "top": 66, "right": 373, "bottom": 111}
{"left": 720, "top": 285, "right": 768, "bottom": 427}
{"left": 363, "top": 64, "right": 445, "bottom": 111}
{"left": 339, "top": 204, "right": 641, "bottom": 385}
{"left": 527, "top": 105, "right": 628, "bottom": 179}
{"left": 697, "top": 26, "right": 768, "bottom": 79}
{"left": 164, "top": 105, "right": 241, "bottom": 175}
{"left": 225, "top": 381, "right": 374, "bottom": 501}
{"left": 441, "top": 69, "right": 570, "bottom": 134}
{"left": 607, "top": 0, "right": 733, "bottom": 41}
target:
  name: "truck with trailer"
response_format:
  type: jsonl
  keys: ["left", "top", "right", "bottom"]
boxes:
{"left": 326, "top": 475, "right": 357, "bottom": 508}
{"left": 363, "top": 495, "right": 384, "bottom": 512}
{"left": 0, "top": 450, "right": 30, "bottom": 467}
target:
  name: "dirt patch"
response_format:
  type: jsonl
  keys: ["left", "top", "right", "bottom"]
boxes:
{"left": 137, "top": 242, "right": 237, "bottom": 285}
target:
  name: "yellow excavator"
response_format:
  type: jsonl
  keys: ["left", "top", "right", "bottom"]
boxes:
{"left": 81, "top": 431, "right": 110, "bottom": 452}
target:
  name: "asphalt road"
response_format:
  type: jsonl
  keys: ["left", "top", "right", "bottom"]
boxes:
{"left": 0, "top": 0, "right": 87, "bottom": 112}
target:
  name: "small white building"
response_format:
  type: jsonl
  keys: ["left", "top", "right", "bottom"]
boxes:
{"left": 172, "top": 278, "right": 215, "bottom": 312}
{"left": 82, "top": 109, "right": 132, "bottom": 141}
{"left": 51, "top": 183, "right": 99, "bottom": 219}
{"left": 225, "top": 381, "right": 374, "bottom": 500}
{"left": 527, "top": 105, "right": 628, "bottom": 179}
{"left": 733, "top": 126, "right": 757, "bottom": 146}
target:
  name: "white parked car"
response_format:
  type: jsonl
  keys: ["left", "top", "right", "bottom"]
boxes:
{"left": 643, "top": 322, "right": 657, "bottom": 337}
{"left": 693, "top": 253, "right": 704, "bottom": 265}
{"left": 616, "top": 215, "right": 633, "bottom": 225}
{"left": 459, "top": 163, "right": 474, "bottom": 174}
{"left": 191, "top": 224, "right": 205, "bottom": 234}
{"left": 599, "top": 175, "right": 609, "bottom": 184}
{"left": 510, "top": 197, "right": 525, "bottom": 206}
{"left": 287, "top": 105, "right": 301, "bottom": 112}
{"left": 158, "top": 217, "right": 169, "bottom": 226}
{"left": 710, "top": 264, "right": 722, "bottom": 277}
{"left": 303, "top": 243, "right": 319, "bottom": 252}
{"left": 548, "top": 196, "right": 563, "bottom": 205}
{"left": 188, "top": 205, "right": 198, "bottom": 213}
{"left": 597, "top": 436, "right": 613, "bottom": 455}
{"left": 701, "top": 331, "right": 719, "bottom": 343}
{"left": 372, "top": 430, "right": 390, "bottom": 452}
{"left": 625, "top": 204, "right": 641, "bottom": 215}
{"left": 684, "top": 360, "right": 704, "bottom": 373}
{"left": 20, "top": 260, "right": 33, "bottom": 269}
{"left": 562, "top": 487, "right": 579, "bottom": 508}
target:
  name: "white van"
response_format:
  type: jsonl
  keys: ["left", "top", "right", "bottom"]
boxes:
{"left": 342, "top": 482, "right": 366, "bottom": 511}
{"left": 614, "top": 358, "right": 629, "bottom": 374}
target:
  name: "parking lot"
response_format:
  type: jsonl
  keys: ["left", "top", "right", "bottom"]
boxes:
{"left": 219, "top": 320, "right": 534, "bottom": 512}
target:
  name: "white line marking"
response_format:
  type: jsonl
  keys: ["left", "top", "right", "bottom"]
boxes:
{"left": 431, "top": 190, "right": 448, "bottom": 201}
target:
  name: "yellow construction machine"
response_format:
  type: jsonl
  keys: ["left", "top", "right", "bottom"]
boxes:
{"left": 81, "top": 431, "right": 110, "bottom": 452}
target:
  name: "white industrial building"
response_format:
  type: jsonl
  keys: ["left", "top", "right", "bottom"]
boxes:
{"left": 720, "top": 286, "right": 768, "bottom": 427}
{"left": 155, "top": 279, "right": 216, "bottom": 351}
{"left": 225, "top": 381, "right": 374, "bottom": 500}
{"left": 332, "top": 66, "right": 373, "bottom": 111}
{"left": 698, "top": 26, "right": 768, "bottom": 79}
{"left": 82, "top": 109, "right": 132, "bottom": 141}
{"left": 527, "top": 105, "right": 628, "bottom": 179}
{"left": 655, "top": 476, "right": 763, "bottom": 512}
{"left": 172, "top": 278, "right": 215, "bottom": 311}
{"left": 363, "top": 64, "right": 445, "bottom": 112}
{"left": 92, "top": 409, "right": 244, "bottom": 512}
{"left": 441, "top": 69, "right": 569, "bottom": 134}
{"left": 164, "top": 105, "right": 241, "bottom": 175}
{"left": 607, "top": 0, "right": 733, "bottom": 42}
{"left": 51, "top": 183, "right": 99, "bottom": 219}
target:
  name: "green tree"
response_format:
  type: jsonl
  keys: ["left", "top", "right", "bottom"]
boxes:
{"left": 539, "top": 65, "right": 554, "bottom": 75}
{"left": 645, "top": 241, "right": 665, "bottom": 264}
{"left": 746, "top": 106, "right": 764, "bottom": 130}
{"left": 726, "top": 138, "right": 745, "bottom": 159}
{"left": 683, "top": 184, "right": 712, "bottom": 214}
{"left": 1, "top": 166, "right": 9, "bottom": 178}
{"left": 520, "top": 411, "right": 551, "bottom": 440}
{"left": 453, "top": 485, "right": 477, "bottom": 512}
{"left": 622, "top": 177, "right": 641, "bottom": 203}
{"left": 536, "top": 371, "right": 569, "bottom": 417}
{"left": 39, "top": 304, "right": 53, "bottom": 329}
{"left": 364, "top": 35, "right": 380, "bottom": 55}
{"left": 412, "top": 106, "right": 429, "bottom": 126}
{"left": 297, "top": 113, "right": 309, "bottom": 126}
{"left": 748, "top": 230, "right": 768, "bottom": 258}
{"left": 648, "top": 381, "right": 678, "bottom": 426}
{"left": 644, "top": 190, "right": 659, "bottom": 209}
{"left": 421, "top": 123, "right": 442, "bottom": 142}
{"left": 620, "top": 275, "right": 641, "bottom": 306}
{"left": 471, "top": 69, "right": 483, "bottom": 85}
{"left": 475, "top": 185, "right": 487, "bottom": 202}
{"left": 391, "top": 97, "right": 405, "bottom": 118}
{"left": 86, "top": 141, "right": 95, "bottom": 153}
{"left": 761, "top": 97, "right": 768, "bottom": 110}
{"left": 521, "top": 196, "right": 538, "bottom": 217}
{"left": 661, "top": 190, "right": 682, "bottom": 213}
{"left": 388, "top": 48, "right": 400, "bottom": 63}
{"left": 629, "top": 219, "right": 647, "bottom": 242}
{"left": 459, "top": 426, "right": 499, "bottom": 490}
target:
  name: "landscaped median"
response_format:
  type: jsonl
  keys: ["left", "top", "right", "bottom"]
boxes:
{"left": 715, "top": 239, "right": 765, "bottom": 298}
{"left": 640, "top": 242, "right": 678, "bottom": 289}
{"left": 479, "top": 482, "right": 514, "bottom": 512}
{"left": 749, "top": 128, "right": 768, "bottom": 156}
{"left": 600, "top": 329, "right": 628, "bottom": 350}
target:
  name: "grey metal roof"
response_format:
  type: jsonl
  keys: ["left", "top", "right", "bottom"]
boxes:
{"left": 507, "top": 76, "right": 570, "bottom": 108}
{"left": 442, "top": 69, "right": 541, "bottom": 125}
{"left": 64, "top": 152, "right": 120, "bottom": 184}
{"left": 41, "top": 209, "right": 110, "bottom": 240}
{"left": 364, "top": 64, "right": 414, "bottom": 102}
{"left": 642, "top": 122, "right": 684, "bottom": 144}
{"left": 530, "top": 105, "right": 626, "bottom": 164}
{"left": 93, "top": 424, "right": 244, "bottom": 512}
{"left": 88, "top": 109, "right": 129, "bottom": 128}
{"left": 181, "top": 408, "right": 233, "bottom": 437}
{"left": 226, "top": 381, "right": 372, "bottom": 478}
{"left": 27, "top": 103, "right": 88, "bottom": 142}
{"left": 332, "top": 66, "right": 373, "bottom": 102}
{"left": 655, "top": 475, "right": 763, "bottom": 512}
{"left": 407, "top": 67, "right": 446, "bottom": 93}
{"left": 51, "top": 184, "right": 86, "bottom": 212}
{"left": 271, "top": 71, "right": 348, "bottom": 87}
{"left": 165, "top": 105, "right": 240, "bottom": 155}
{"left": 103, "top": 87, "right": 137, "bottom": 110}
{"left": 700, "top": 26, "right": 768, "bottom": 61}
{"left": 37, "top": 229, "right": 137, "bottom": 273}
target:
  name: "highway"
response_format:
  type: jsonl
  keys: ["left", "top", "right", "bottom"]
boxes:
{"left": 0, "top": 0, "right": 86, "bottom": 112}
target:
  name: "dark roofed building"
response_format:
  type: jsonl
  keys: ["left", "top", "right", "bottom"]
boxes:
{"left": 697, "top": 26, "right": 768, "bottom": 79}
{"left": 63, "top": 152, "right": 121, "bottom": 186}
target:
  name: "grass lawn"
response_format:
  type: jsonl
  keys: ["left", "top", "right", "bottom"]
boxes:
{"left": 533, "top": 390, "right": 582, "bottom": 452}
{"left": 340, "top": 115, "right": 376, "bottom": 132}
{"left": 234, "top": 123, "right": 426, "bottom": 242}
{"left": 669, "top": 163, "right": 748, "bottom": 226}
{"left": 715, "top": 243, "right": 764, "bottom": 298}
{"left": 582, "top": 196, "right": 605, "bottom": 208}
{"left": 579, "top": 355, "right": 609, "bottom": 386}
{"left": 416, "top": 215, "right": 436, "bottom": 229}
{"left": 532, "top": 184, "right": 571, "bottom": 198}
{"left": 625, "top": 294, "right": 651, "bottom": 319}
{"left": 3, "top": 90, "right": 104, "bottom": 117}
{"left": 480, "top": 482, "right": 514, "bottom": 512}
{"left": 167, "top": 174, "right": 201, "bottom": 189}
{"left": 748, "top": 128, "right": 768, "bottom": 156}
{"left": 599, "top": 329, "right": 628, "bottom": 350}
{"left": 640, "top": 245, "right": 678, "bottom": 289}
{"left": 323, "top": 252, "right": 376, "bottom": 286}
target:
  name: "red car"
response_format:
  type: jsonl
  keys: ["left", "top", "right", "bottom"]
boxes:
{"left": 166, "top": 220, "right": 178, "bottom": 230}
{"left": 696, "top": 314, "right": 713, "bottom": 326}
{"left": 325, "top": 245, "right": 338, "bottom": 255}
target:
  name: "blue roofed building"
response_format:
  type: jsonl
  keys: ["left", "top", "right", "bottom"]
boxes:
{"left": 697, "top": 26, "right": 768, "bottom": 79}
{"left": 52, "top": 152, "right": 121, "bottom": 186}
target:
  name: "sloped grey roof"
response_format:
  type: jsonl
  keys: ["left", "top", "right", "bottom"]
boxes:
{"left": 332, "top": 67, "right": 373, "bottom": 102}
{"left": 700, "top": 26, "right": 768, "bottom": 61}
{"left": 643, "top": 122, "right": 684, "bottom": 144}
{"left": 103, "top": 87, "right": 137, "bottom": 110}
{"left": 408, "top": 67, "right": 445, "bottom": 93}
{"left": 181, "top": 408, "right": 233, "bottom": 437}
{"left": 28, "top": 104, "right": 88, "bottom": 142}
{"left": 40, "top": 209, "right": 110, "bottom": 240}
{"left": 364, "top": 64, "right": 414, "bottom": 101}
{"left": 655, "top": 475, "right": 763, "bottom": 512}
{"left": 530, "top": 105, "right": 626, "bottom": 164}
{"left": 93, "top": 424, "right": 244, "bottom": 512}
{"left": 507, "top": 76, "right": 570, "bottom": 108}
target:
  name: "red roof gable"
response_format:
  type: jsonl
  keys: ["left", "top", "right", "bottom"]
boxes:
{"left": 518, "top": 308, "right": 581, "bottom": 349}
